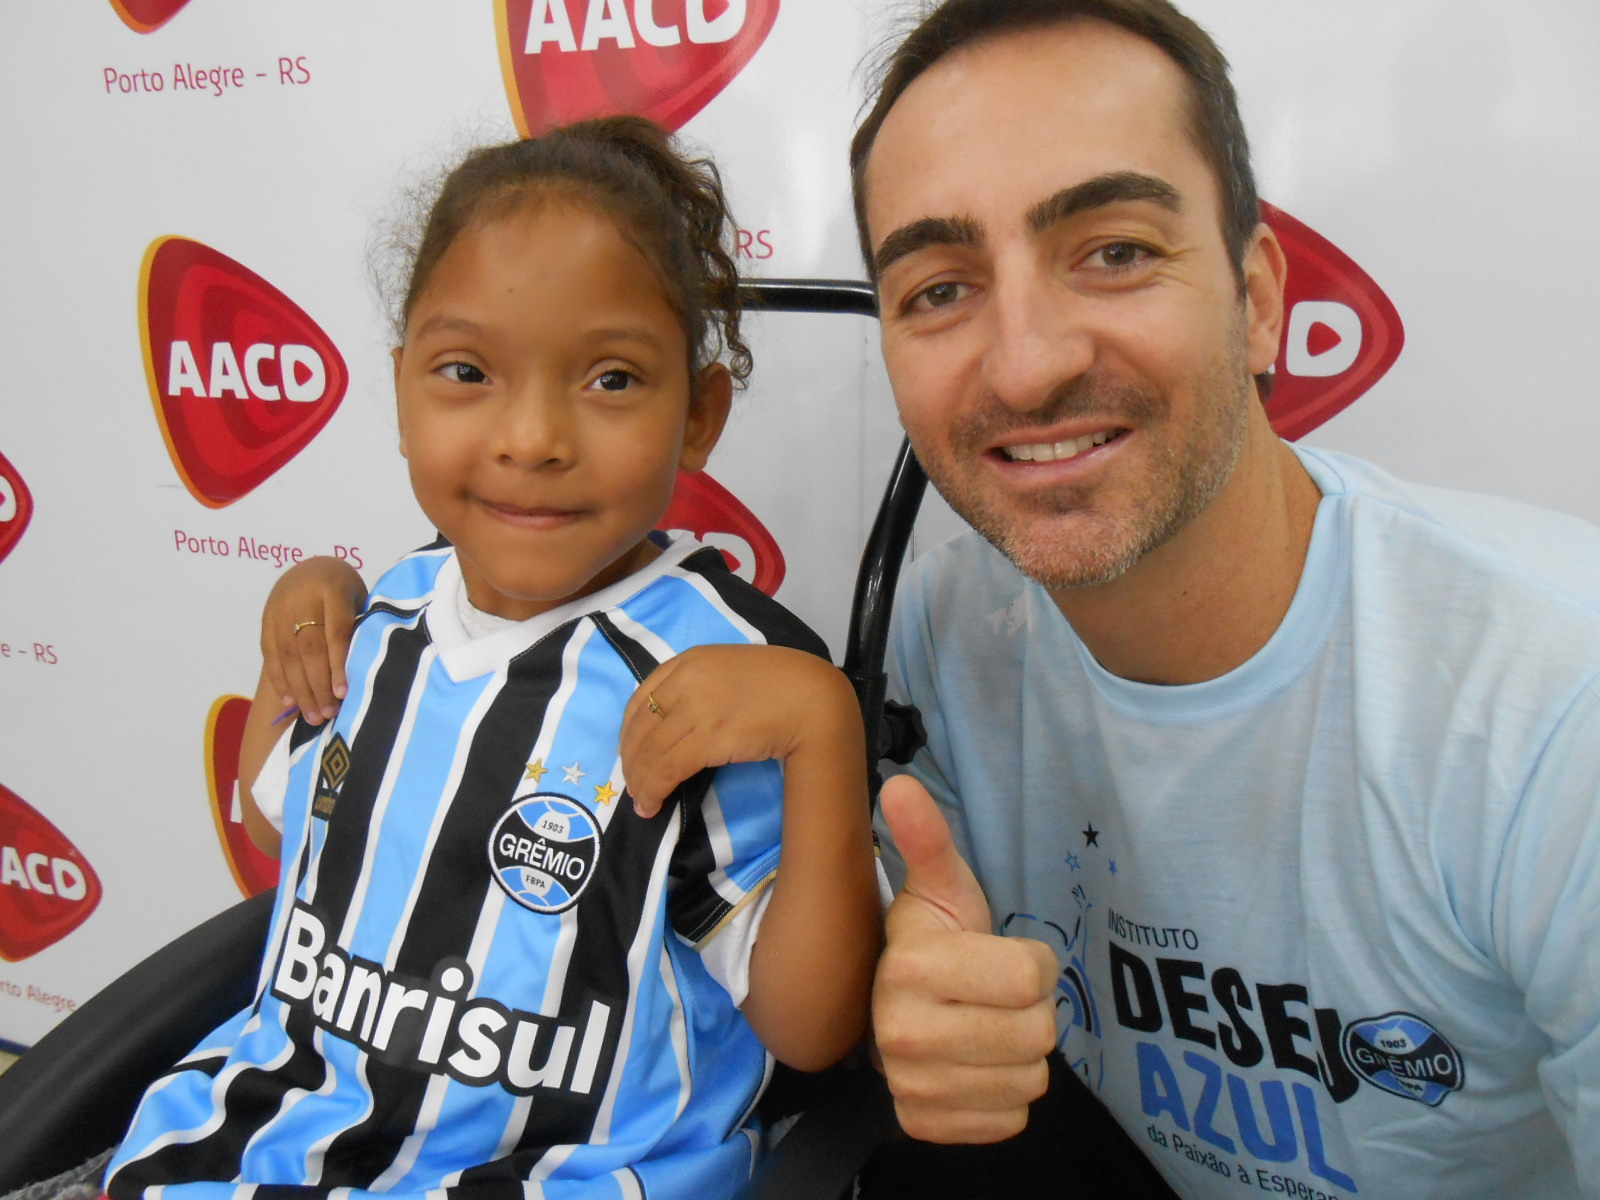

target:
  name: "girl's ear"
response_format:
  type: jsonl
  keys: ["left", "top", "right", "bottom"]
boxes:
{"left": 392, "top": 346, "right": 409, "bottom": 458}
{"left": 679, "top": 363, "right": 733, "bottom": 473}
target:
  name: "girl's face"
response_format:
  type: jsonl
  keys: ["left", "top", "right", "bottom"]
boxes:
{"left": 394, "top": 201, "right": 730, "bottom": 621}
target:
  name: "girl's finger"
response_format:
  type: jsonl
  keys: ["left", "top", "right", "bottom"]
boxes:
{"left": 262, "top": 643, "right": 293, "bottom": 714}
{"left": 323, "top": 602, "right": 354, "bottom": 700}
{"left": 295, "top": 624, "right": 338, "bottom": 719}
{"left": 278, "top": 636, "right": 323, "bottom": 725}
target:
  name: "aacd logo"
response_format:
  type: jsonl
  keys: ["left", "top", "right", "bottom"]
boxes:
{"left": 1262, "top": 202, "right": 1405, "bottom": 440}
{"left": 108, "top": 0, "right": 192, "bottom": 33}
{"left": 0, "top": 784, "right": 102, "bottom": 962}
{"left": 206, "top": 696, "right": 279, "bottom": 897}
{"left": 496, "top": 0, "right": 781, "bottom": 136}
{"left": 0, "top": 450, "right": 33, "bottom": 568}
{"left": 662, "top": 470, "right": 785, "bottom": 594}
{"left": 140, "top": 237, "right": 349, "bottom": 508}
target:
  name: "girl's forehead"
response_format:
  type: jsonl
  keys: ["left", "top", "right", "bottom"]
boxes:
{"left": 407, "top": 201, "right": 687, "bottom": 350}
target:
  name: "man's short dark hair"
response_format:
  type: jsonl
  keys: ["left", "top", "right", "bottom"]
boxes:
{"left": 850, "top": 0, "right": 1261, "bottom": 281}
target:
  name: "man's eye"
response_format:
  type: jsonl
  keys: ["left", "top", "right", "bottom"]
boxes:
{"left": 441, "top": 362, "right": 487, "bottom": 384}
{"left": 911, "top": 281, "right": 968, "bottom": 311}
{"left": 1087, "top": 242, "right": 1152, "bottom": 270}
{"left": 595, "top": 369, "right": 636, "bottom": 392}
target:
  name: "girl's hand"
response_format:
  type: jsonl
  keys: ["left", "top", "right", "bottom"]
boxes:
{"left": 624, "top": 643, "right": 878, "bottom": 1069}
{"left": 620, "top": 644, "right": 862, "bottom": 817}
{"left": 260, "top": 556, "right": 367, "bottom": 725}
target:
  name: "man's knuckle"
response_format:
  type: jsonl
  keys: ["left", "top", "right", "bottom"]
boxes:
{"left": 871, "top": 1013, "right": 919, "bottom": 1059}
{"left": 1022, "top": 1060, "right": 1050, "bottom": 1102}
{"left": 1027, "top": 1007, "right": 1058, "bottom": 1055}
{"left": 888, "top": 1070, "right": 944, "bottom": 1104}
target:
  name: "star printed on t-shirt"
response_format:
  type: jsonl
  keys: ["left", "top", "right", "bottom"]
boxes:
{"left": 1064, "top": 852, "right": 1082, "bottom": 872}
{"left": 523, "top": 759, "right": 548, "bottom": 784}
{"left": 1082, "top": 823, "right": 1100, "bottom": 847}
{"left": 562, "top": 762, "right": 586, "bottom": 785}
{"left": 594, "top": 781, "right": 619, "bottom": 807}
{"left": 1109, "top": 859, "right": 1119, "bottom": 876}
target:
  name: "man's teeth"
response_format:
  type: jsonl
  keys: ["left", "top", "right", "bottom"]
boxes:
{"left": 1003, "top": 430, "right": 1116, "bottom": 462}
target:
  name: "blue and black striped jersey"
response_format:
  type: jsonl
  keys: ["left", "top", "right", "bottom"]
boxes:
{"left": 108, "top": 534, "right": 829, "bottom": 1200}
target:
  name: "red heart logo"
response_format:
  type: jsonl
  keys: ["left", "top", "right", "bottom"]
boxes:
{"left": 108, "top": 0, "right": 192, "bottom": 33}
{"left": 0, "top": 783, "right": 103, "bottom": 962}
{"left": 0, "top": 450, "right": 33, "bottom": 568}
{"left": 206, "top": 696, "right": 280, "bottom": 897}
{"left": 1261, "top": 202, "right": 1405, "bottom": 440}
{"left": 140, "top": 236, "right": 349, "bottom": 508}
{"left": 496, "top": 0, "right": 781, "bottom": 136}
{"left": 661, "top": 469, "right": 786, "bottom": 594}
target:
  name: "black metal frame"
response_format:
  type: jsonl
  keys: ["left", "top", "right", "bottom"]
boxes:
{"left": 740, "top": 280, "right": 929, "bottom": 790}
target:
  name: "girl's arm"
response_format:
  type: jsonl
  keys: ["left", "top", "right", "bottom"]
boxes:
{"left": 260, "top": 555, "right": 368, "bottom": 725}
{"left": 237, "top": 666, "right": 290, "bottom": 857}
{"left": 620, "top": 645, "right": 881, "bottom": 1071}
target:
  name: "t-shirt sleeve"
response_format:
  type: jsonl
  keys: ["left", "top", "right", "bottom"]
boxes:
{"left": 695, "top": 884, "right": 772, "bottom": 1006}
{"left": 1495, "top": 676, "right": 1600, "bottom": 1196}
{"left": 876, "top": 560, "right": 978, "bottom": 893}
{"left": 251, "top": 726, "right": 294, "bottom": 833}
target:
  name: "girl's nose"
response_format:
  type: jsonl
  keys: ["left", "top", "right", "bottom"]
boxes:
{"left": 492, "top": 387, "right": 574, "bottom": 469}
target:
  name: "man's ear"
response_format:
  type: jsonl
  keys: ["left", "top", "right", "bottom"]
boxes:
{"left": 392, "top": 346, "right": 408, "bottom": 458}
{"left": 1241, "top": 223, "right": 1288, "bottom": 377}
{"left": 679, "top": 363, "right": 733, "bottom": 473}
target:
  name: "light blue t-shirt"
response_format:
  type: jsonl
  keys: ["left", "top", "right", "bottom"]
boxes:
{"left": 885, "top": 447, "right": 1600, "bottom": 1200}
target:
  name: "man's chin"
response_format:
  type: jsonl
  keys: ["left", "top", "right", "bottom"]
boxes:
{"left": 997, "top": 537, "right": 1143, "bottom": 592}
{"left": 961, "top": 507, "right": 1145, "bottom": 592}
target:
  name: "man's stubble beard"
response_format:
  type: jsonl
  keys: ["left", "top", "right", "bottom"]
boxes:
{"left": 916, "top": 329, "right": 1253, "bottom": 591}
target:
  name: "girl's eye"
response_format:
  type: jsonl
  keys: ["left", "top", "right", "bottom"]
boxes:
{"left": 594, "top": 369, "right": 636, "bottom": 393}
{"left": 909, "top": 281, "right": 970, "bottom": 312}
{"left": 440, "top": 362, "right": 487, "bottom": 384}
{"left": 1086, "top": 241, "right": 1154, "bottom": 271}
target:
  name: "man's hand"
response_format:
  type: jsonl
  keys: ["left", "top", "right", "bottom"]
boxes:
{"left": 873, "top": 775, "right": 1060, "bottom": 1143}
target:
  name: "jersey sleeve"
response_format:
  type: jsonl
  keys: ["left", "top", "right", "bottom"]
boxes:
{"left": 1493, "top": 675, "right": 1600, "bottom": 1196}
{"left": 667, "top": 760, "right": 784, "bottom": 954}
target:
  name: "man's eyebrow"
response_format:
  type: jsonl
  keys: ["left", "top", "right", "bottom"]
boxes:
{"left": 1026, "top": 171, "right": 1184, "bottom": 233}
{"left": 872, "top": 215, "right": 983, "bottom": 279}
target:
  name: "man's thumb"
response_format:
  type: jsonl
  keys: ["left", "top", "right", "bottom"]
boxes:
{"left": 881, "top": 774, "right": 992, "bottom": 933}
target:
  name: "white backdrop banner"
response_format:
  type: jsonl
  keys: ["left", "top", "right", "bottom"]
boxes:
{"left": 0, "top": 0, "right": 1595, "bottom": 1048}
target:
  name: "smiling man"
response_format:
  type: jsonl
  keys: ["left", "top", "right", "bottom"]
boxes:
{"left": 856, "top": 2, "right": 1600, "bottom": 1198}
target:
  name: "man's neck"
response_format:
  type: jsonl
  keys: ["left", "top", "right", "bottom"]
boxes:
{"left": 1048, "top": 418, "right": 1322, "bottom": 686}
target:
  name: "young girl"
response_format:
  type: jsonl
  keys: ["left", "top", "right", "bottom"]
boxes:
{"left": 107, "top": 119, "right": 880, "bottom": 1200}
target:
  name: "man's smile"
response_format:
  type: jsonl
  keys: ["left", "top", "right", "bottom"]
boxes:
{"left": 998, "top": 427, "right": 1127, "bottom": 463}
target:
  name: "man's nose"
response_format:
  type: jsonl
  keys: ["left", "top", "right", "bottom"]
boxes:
{"left": 980, "top": 263, "right": 1094, "bottom": 413}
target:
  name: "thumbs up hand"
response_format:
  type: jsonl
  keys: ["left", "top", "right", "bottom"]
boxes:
{"left": 873, "top": 775, "right": 1060, "bottom": 1143}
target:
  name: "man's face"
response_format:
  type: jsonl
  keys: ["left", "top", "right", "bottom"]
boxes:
{"left": 863, "top": 20, "right": 1279, "bottom": 590}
